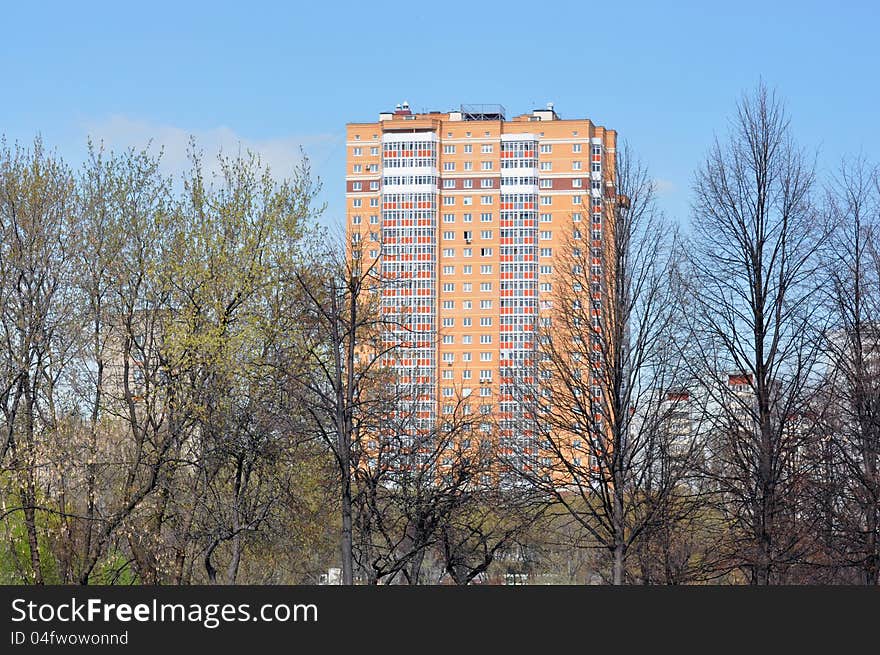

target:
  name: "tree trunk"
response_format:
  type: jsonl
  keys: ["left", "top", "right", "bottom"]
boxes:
{"left": 341, "top": 470, "right": 354, "bottom": 585}
{"left": 612, "top": 484, "right": 625, "bottom": 585}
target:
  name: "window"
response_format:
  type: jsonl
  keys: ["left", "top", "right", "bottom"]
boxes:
{"left": 480, "top": 230, "right": 492, "bottom": 239}
{"left": 444, "top": 145, "right": 456, "bottom": 154}
{"left": 481, "top": 178, "right": 493, "bottom": 188}
{"left": 443, "top": 387, "right": 454, "bottom": 397}
{"left": 443, "top": 248, "right": 455, "bottom": 257}
{"left": 370, "top": 214, "right": 379, "bottom": 224}
{"left": 481, "top": 195, "right": 493, "bottom": 205}
{"left": 572, "top": 195, "right": 581, "bottom": 204}
{"left": 464, "top": 162, "right": 473, "bottom": 171}
{"left": 540, "top": 282, "right": 552, "bottom": 292}
{"left": 353, "top": 164, "right": 362, "bottom": 173}
{"left": 463, "top": 212, "right": 473, "bottom": 222}
{"left": 480, "top": 387, "right": 491, "bottom": 397}
{"left": 463, "top": 248, "right": 473, "bottom": 257}
{"left": 572, "top": 161, "right": 582, "bottom": 170}
{"left": 443, "top": 231, "right": 455, "bottom": 240}
{"left": 462, "top": 369, "right": 472, "bottom": 379}
{"left": 480, "top": 265, "right": 492, "bottom": 274}
{"left": 572, "top": 179, "right": 582, "bottom": 188}
{"left": 540, "top": 179, "right": 552, "bottom": 189}
{"left": 573, "top": 143, "right": 582, "bottom": 153}
{"left": 443, "top": 179, "right": 455, "bottom": 189}
{"left": 480, "top": 352, "right": 492, "bottom": 361}
{"left": 463, "top": 230, "right": 473, "bottom": 241}
{"left": 480, "top": 212, "right": 493, "bottom": 222}
{"left": 352, "top": 198, "right": 362, "bottom": 207}
{"left": 572, "top": 212, "right": 582, "bottom": 222}
{"left": 443, "top": 213, "right": 455, "bottom": 223}
{"left": 540, "top": 161, "right": 552, "bottom": 171}
{"left": 370, "top": 146, "right": 379, "bottom": 155}
{"left": 480, "top": 370, "right": 493, "bottom": 381}
{"left": 540, "top": 213, "right": 552, "bottom": 222}
{"left": 443, "top": 196, "right": 455, "bottom": 206}
{"left": 480, "top": 283, "right": 492, "bottom": 292}
{"left": 443, "top": 318, "right": 455, "bottom": 328}
{"left": 443, "top": 334, "right": 454, "bottom": 344}
{"left": 573, "top": 229, "right": 582, "bottom": 239}
{"left": 442, "top": 300, "right": 455, "bottom": 309}
{"left": 463, "top": 283, "right": 473, "bottom": 292}
{"left": 443, "top": 266, "right": 454, "bottom": 275}
{"left": 462, "top": 335, "right": 473, "bottom": 344}
{"left": 592, "top": 162, "right": 601, "bottom": 172}
{"left": 463, "top": 265, "right": 473, "bottom": 274}
{"left": 480, "top": 333, "right": 492, "bottom": 343}
{"left": 351, "top": 215, "right": 362, "bottom": 224}
{"left": 540, "top": 230, "right": 552, "bottom": 240}
{"left": 540, "top": 247, "right": 553, "bottom": 257}
{"left": 444, "top": 162, "right": 456, "bottom": 171}
{"left": 480, "top": 247, "right": 493, "bottom": 256}
{"left": 481, "top": 144, "right": 493, "bottom": 153}
{"left": 481, "top": 161, "right": 493, "bottom": 171}
{"left": 462, "top": 300, "right": 472, "bottom": 310}
{"left": 463, "top": 317, "right": 472, "bottom": 326}
{"left": 368, "top": 164, "right": 378, "bottom": 173}
{"left": 541, "top": 196, "right": 552, "bottom": 206}
{"left": 462, "top": 352, "right": 472, "bottom": 361}
{"left": 442, "top": 370, "right": 454, "bottom": 380}
{"left": 464, "top": 144, "right": 473, "bottom": 153}
{"left": 443, "top": 283, "right": 455, "bottom": 291}
{"left": 540, "top": 144, "right": 552, "bottom": 153}
{"left": 463, "top": 196, "right": 473, "bottom": 206}
{"left": 463, "top": 179, "right": 473, "bottom": 188}
{"left": 353, "top": 147, "right": 362, "bottom": 156}
{"left": 370, "top": 198, "right": 378, "bottom": 207}
{"left": 540, "top": 265, "right": 553, "bottom": 274}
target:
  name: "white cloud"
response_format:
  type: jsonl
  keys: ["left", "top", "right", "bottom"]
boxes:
{"left": 81, "top": 115, "right": 340, "bottom": 181}
{"left": 654, "top": 178, "right": 677, "bottom": 195}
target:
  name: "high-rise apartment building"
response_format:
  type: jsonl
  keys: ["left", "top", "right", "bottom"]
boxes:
{"left": 346, "top": 102, "right": 617, "bottom": 470}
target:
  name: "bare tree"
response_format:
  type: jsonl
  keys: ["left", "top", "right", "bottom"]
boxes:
{"left": 816, "top": 156, "right": 880, "bottom": 584}
{"left": 290, "top": 235, "right": 393, "bottom": 585}
{"left": 524, "top": 143, "right": 693, "bottom": 584}
{"left": 686, "top": 83, "right": 825, "bottom": 584}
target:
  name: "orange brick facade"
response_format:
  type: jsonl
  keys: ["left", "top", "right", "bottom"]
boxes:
{"left": 346, "top": 103, "right": 617, "bottom": 472}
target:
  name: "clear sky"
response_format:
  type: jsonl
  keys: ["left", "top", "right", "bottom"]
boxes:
{"left": 2, "top": 0, "right": 878, "bottom": 231}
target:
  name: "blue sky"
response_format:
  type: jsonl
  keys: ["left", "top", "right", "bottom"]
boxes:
{"left": 2, "top": 0, "right": 878, "bottom": 230}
